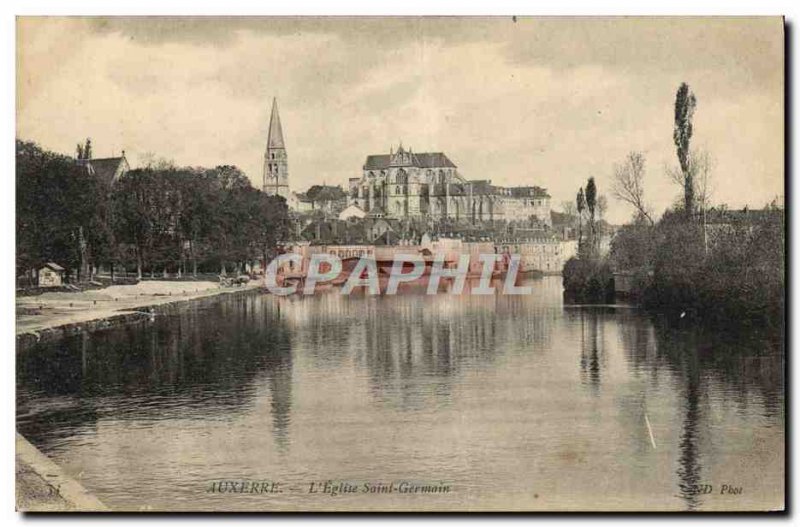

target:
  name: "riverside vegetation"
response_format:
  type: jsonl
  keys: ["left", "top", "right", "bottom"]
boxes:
{"left": 562, "top": 82, "right": 784, "bottom": 327}
{"left": 16, "top": 140, "right": 291, "bottom": 285}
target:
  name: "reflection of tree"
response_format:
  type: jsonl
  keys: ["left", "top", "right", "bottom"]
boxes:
{"left": 647, "top": 320, "right": 784, "bottom": 511}
{"left": 616, "top": 312, "right": 657, "bottom": 374}
{"left": 677, "top": 359, "right": 702, "bottom": 511}
{"left": 277, "top": 286, "right": 558, "bottom": 411}
{"left": 16, "top": 294, "right": 293, "bottom": 452}
{"left": 650, "top": 320, "right": 784, "bottom": 424}
{"left": 263, "top": 348, "right": 293, "bottom": 453}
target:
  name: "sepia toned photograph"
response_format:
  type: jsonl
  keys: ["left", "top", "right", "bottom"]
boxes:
{"left": 14, "top": 16, "right": 785, "bottom": 512}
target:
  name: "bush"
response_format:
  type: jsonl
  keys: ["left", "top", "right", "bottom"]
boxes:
{"left": 642, "top": 208, "right": 784, "bottom": 326}
{"left": 563, "top": 256, "right": 615, "bottom": 303}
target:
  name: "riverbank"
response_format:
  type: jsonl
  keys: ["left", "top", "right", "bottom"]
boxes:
{"left": 16, "top": 280, "right": 261, "bottom": 350}
{"left": 16, "top": 433, "right": 108, "bottom": 511}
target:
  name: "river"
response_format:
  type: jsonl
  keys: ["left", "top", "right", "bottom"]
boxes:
{"left": 16, "top": 276, "right": 784, "bottom": 511}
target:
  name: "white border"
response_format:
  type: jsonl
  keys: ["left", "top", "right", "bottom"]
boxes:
{"left": 2, "top": 2, "right": 794, "bottom": 526}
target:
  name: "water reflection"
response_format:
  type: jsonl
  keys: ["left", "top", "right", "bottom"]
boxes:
{"left": 650, "top": 321, "right": 783, "bottom": 510}
{"left": 578, "top": 311, "right": 605, "bottom": 393}
{"left": 15, "top": 278, "right": 784, "bottom": 511}
{"left": 17, "top": 294, "right": 294, "bottom": 453}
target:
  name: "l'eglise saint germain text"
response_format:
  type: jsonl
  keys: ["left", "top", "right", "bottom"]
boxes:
{"left": 308, "top": 480, "right": 451, "bottom": 496}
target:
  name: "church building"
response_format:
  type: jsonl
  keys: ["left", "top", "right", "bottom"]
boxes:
{"left": 348, "top": 144, "right": 551, "bottom": 225}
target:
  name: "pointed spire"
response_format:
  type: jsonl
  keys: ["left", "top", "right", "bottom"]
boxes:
{"left": 267, "top": 97, "right": 285, "bottom": 149}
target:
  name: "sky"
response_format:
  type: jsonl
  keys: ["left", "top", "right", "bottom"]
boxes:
{"left": 17, "top": 16, "right": 784, "bottom": 224}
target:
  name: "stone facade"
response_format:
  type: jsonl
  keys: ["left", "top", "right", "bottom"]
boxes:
{"left": 263, "top": 98, "right": 290, "bottom": 200}
{"left": 348, "top": 145, "right": 551, "bottom": 225}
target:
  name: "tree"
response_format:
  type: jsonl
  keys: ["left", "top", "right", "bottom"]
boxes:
{"left": 576, "top": 187, "right": 586, "bottom": 250}
{"left": 176, "top": 169, "right": 215, "bottom": 277}
{"left": 112, "top": 169, "right": 158, "bottom": 278}
{"left": 83, "top": 138, "right": 92, "bottom": 160}
{"left": 690, "top": 149, "right": 714, "bottom": 214}
{"left": 673, "top": 82, "right": 697, "bottom": 217}
{"left": 138, "top": 151, "right": 176, "bottom": 170}
{"left": 597, "top": 195, "right": 608, "bottom": 223}
{"left": 17, "top": 140, "right": 108, "bottom": 283}
{"left": 306, "top": 185, "right": 346, "bottom": 202}
{"left": 253, "top": 194, "right": 290, "bottom": 268}
{"left": 585, "top": 177, "right": 597, "bottom": 252}
{"left": 613, "top": 151, "right": 654, "bottom": 225}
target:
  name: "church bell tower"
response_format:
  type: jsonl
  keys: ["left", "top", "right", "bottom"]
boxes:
{"left": 263, "top": 97, "right": 289, "bottom": 199}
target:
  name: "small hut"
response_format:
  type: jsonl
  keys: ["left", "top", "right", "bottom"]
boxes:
{"left": 38, "top": 262, "right": 65, "bottom": 287}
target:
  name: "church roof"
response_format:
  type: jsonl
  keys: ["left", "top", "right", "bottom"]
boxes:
{"left": 79, "top": 156, "right": 129, "bottom": 186}
{"left": 510, "top": 186, "right": 550, "bottom": 198}
{"left": 363, "top": 152, "right": 457, "bottom": 170}
{"left": 469, "top": 180, "right": 499, "bottom": 195}
{"left": 267, "top": 97, "right": 285, "bottom": 149}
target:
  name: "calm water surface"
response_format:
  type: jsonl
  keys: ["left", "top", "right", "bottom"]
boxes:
{"left": 17, "top": 277, "right": 784, "bottom": 511}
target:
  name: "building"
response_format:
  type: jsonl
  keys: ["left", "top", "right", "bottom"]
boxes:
{"left": 263, "top": 97, "right": 290, "bottom": 200}
{"left": 339, "top": 204, "right": 367, "bottom": 221}
{"left": 38, "top": 262, "right": 64, "bottom": 287}
{"left": 294, "top": 185, "right": 348, "bottom": 216}
{"left": 75, "top": 138, "right": 130, "bottom": 186}
{"left": 348, "top": 144, "right": 551, "bottom": 225}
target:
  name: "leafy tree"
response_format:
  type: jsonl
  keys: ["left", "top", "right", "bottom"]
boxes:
{"left": 673, "top": 82, "right": 697, "bottom": 217}
{"left": 306, "top": 185, "right": 346, "bottom": 202}
{"left": 16, "top": 140, "right": 107, "bottom": 283}
{"left": 585, "top": 177, "right": 597, "bottom": 254}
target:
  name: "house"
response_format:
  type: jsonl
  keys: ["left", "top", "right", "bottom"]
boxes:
{"left": 76, "top": 142, "right": 130, "bottom": 186}
{"left": 38, "top": 262, "right": 65, "bottom": 287}
{"left": 339, "top": 204, "right": 366, "bottom": 221}
{"left": 301, "top": 185, "right": 348, "bottom": 216}
{"left": 84, "top": 155, "right": 130, "bottom": 186}
{"left": 366, "top": 218, "right": 396, "bottom": 244}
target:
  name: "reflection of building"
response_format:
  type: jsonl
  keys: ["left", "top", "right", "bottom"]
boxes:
{"left": 262, "top": 97, "right": 290, "bottom": 200}
{"left": 348, "top": 144, "right": 551, "bottom": 225}
{"left": 276, "top": 286, "right": 559, "bottom": 410}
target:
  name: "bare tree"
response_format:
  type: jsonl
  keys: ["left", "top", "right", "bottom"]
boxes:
{"left": 613, "top": 151, "right": 654, "bottom": 225}
{"left": 138, "top": 151, "right": 176, "bottom": 170}
{"left": 691, "top": 149, "right": 714, "bottom": 253}
{"left": 560, "top": 200, "right": 579, "bottom": 240}
{"left": 576, "top": 187, "right": 585, "bottom": 250}
{"left": 597, "top": 195, "right": 608, "bottom": 223}
{"left": 691, "top": 149, "right": 714, "bottom": 213}
{"left": 666, "top": 149, "right": 714, "bottom": 213}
